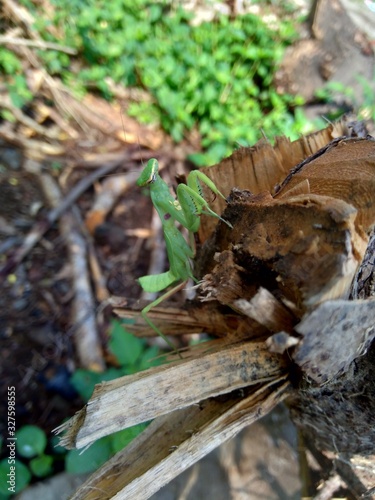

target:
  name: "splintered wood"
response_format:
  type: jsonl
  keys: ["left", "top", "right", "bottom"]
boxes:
{"left": 69, "top": 380, "right": 289, "bottom": 500}
{"left": 57, "top": 340, "right": 288, "bottom": 450}
{"left": 58, "top": 121, "right": 375, "bottom": 499}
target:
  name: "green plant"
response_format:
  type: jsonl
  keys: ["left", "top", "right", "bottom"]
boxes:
{"left": 315, "top": 73, "right": 375, "bottom": 123}
{"left": 71, "top": 319, "right": 161, "bottom": 401}
{"left": 0, "top": 47, "right": 33, "bottom": 119}
{"left": 64, "top": 319, "right": 160, "bottom": 474}
{"left": 0, "top": 321, "right": 159, "bottom": 494}
{"left": 9, "top": 0, "right": 309, "bottom": 163}
{"left": 16, "top": 425, "right": 47, "bottom": 459}
{"left": 0, "top": 425, "right": 53, "bottom": 498}
{"left": 0, "top": 458, "right": 31, "bottom": 497}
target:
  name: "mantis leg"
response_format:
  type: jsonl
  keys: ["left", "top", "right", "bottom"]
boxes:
{"left": 139, "top": 270, "right": 177, "bottom": 293}
{"left": 140, "top": 281, "right": 187, "bottom": 357}
{"left": 177, "top": 184, "right": 233, "bottom": 231}
{"left": 187, "top": 170, "right": 227, "bottom": 201}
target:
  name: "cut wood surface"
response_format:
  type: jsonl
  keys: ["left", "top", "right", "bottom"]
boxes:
{"left": 275, "top": 137, "right": 375, "bottom": 232}
{"left": 198, "top": 120, "right": 348, "bottom": 239}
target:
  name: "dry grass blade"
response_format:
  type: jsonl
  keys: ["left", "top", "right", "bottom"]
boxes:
{"left": 68, "top": 378, "right": 290, "bottom": 500}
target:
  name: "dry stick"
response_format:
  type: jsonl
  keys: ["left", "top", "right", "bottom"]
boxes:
{"left": 84, "top": 154, "right": 167, "bottom": 233}
{"left": 86, "top": 236, "right": 110, "bottom": 303}
{"left": 0, "top": 124, "right": 65, "bottom": 157}
{"left": 313, "top": 474, "right": 345, "bottom": 500}
{"left": 3, "top": 0, "right": 36, "bottom": 35}
{"left": 0, "top": 35, "right": 77, "bottom": 54}
{"left": 23, "top": 160, "right": 105, "bottom": 370}
{"left": 85, "top": 169, "right": 139, "bottom": 233}
{"left": 63, "top": 209, "right": 105, "bottom": 371}
{"left": 0, "top": 155, "right": 133, "bottom": 279}
{"left": 1, "top": 97, "right": 62, "bottom": 139}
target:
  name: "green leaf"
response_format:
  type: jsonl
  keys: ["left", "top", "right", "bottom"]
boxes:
{"left": 65, "top": 437, "right": 112, "bottom": 474}
{"left": 0, "top": 49, "right": 22, "bottom": 73}
{"left": 108, "top": 320, "right": 144, "bottom": 366}
{"left": 0, "top": 458, "right": 31, "bottom": 496}
{"left": 137, "top": 345, "right": 163, "bottom": 370}
{"left": 49, "top": 435, "right": 67, "bottom": 455}
{"left": 0, "top": 109, "right": 16, "bottom": 123}
{"left": 109, "top": 423, "right": 148, "bottom": 454}
{"left": 16, "top": 426, "right": 47, "bottom": 458}
{"left": 70, "top": 369, "right": 101, "bottom": 401}
{"left": 29, "top": 454, "right": 53, "bottom": 477}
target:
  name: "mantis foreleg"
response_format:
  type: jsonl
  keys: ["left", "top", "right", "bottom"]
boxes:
{"left": 140, "top": 281, "right": 187, "bottom": 354}
{"left": 135, "top": 159, "right": 232, "bottom": 355}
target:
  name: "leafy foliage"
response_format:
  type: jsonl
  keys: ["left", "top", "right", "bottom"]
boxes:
{"left": 0, "top": 48, "right": 33, "bottom": 118}
{"left": 315, "top": 74, "right": 375, "bottom": 123}
{"left": 16, "top": 425, "right": 47, "bottom": 459}
{"left": 0, "top": 459, "right": 31, "bottom": 497}
{"left": 0, "top": 321, "right": 158, "bottom": 494}
{"left": 9, "top": 0, "right": 309, "bottom": 164}
{"left": 65, "top": 319, "right": 160, "bottom": 474}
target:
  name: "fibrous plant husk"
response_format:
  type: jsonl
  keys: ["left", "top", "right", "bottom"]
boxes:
{"left": 57, "top": 118, "right": 375, "bottom": 498}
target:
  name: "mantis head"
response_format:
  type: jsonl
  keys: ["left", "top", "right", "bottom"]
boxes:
{"left": 137, "top": 158, "right": 159, "bottom": 187}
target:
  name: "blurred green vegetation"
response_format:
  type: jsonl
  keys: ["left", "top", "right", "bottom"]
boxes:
{"left": 1, "top": 0, "right": 320, "bottom": 164}
{"left": 0, "top": 320, "right": 160, "bottom": 496}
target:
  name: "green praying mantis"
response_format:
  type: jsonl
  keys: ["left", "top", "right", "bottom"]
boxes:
{"left": 136, "top": 158, "right": 232, "bottom": 352}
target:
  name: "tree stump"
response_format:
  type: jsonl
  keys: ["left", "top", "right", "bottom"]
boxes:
{"left": 58, "top": 118, "right": 375, "bottom": 498}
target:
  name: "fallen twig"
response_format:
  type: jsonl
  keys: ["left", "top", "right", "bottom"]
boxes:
{"left": 0, "top": 96, "right": 62, "bottom": 140}
{"left": 62, "top": 209, "right": 105, "bottom": 371}
{"left": 0, "top": 154, "right": 134, "bottom": 278}
{"left": 0, "top": 35, "right": 77, "bottom": 54}
{"left": 21, "top": 160, "right": 105, "bottom": 370}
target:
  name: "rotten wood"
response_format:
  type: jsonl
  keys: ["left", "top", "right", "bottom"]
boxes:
{"left": 199, "top": 193, "right": 368, "bottom": 312}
